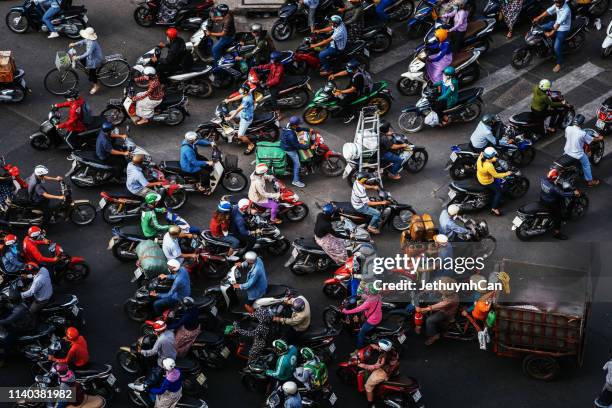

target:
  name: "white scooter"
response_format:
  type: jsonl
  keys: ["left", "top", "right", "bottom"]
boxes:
{"left": 602, "top": 20, "right": 612, "bottom": 58}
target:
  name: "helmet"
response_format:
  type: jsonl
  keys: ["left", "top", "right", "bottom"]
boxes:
{"left": 34, "top": 165, "right": 49, "bottom": 177}
{"left": 355, "top": 171, "right": 369, "bottom": 182}
{"left": 255, "top": 163, "right": 268, "bottom": 175}
{"left": 346, "top": 59, "right": 359, "bottom": 73}
{"left": 443, "top": 66, "right": 456, "bottom": 76}
{"left": 483, "top": 147, "right": 497, "bottom": 159}
{"left": 300, "top": 347, "right": 315, "bottom": 360}
{"left": 162, "top": 358, "right": 176, "bottom": 371}
{"left": 244, "top": 251, "right": 257, "bottom": 261}
{"left": 538, "top": 79, "right": 551, "bottom": 91}
{"left": 321, "top": 202, "right": 335, "bottom": 216}
{"left": 168, "top": 225, "right": 181, "bottom": 236}
{"left": 330, "top": 15, "right": 342, "bottom": 25}
{"left": 216, "top": 4, "right": 229, "bottom": 14}
{"left": 132, "top": 154, "right": 145, "bottom": 164}
{"left": 238, "top": 84, "right": 250, "bottom": 94}
{"left": 238, "top": 198, "right": 251, "bottom": 212}
{"left": 251, "top": 23, "right": 262, "bottom": 33}
{"left": 144, "top": 192, "right": 160, "bottom": 205}
{"left": 289, "top": 116, "right": 302, "bottom": 126}
{"left": 182, "top": 296, "right": 194, "bottom": 307}
{"left": 379, "top": 120, "right": 391, "bottom": 134}
{"left": 434, "top": 28, "right": 448, "bottom": 42}
{"left": 547, "top": 168, "right": 559, "bottom": 181}
{"left": 24, "top": 262, "right": 39, "bottom": 273}
{"left": 282, "top": 381, "right": 298, "bottom": 395}
{"left": 166, "top": 27, "right": 178, "bottom": 40}
{"left": 152, "top": 320, "right": 167, "bottom": 332}
{"left": 434, "top": 234, "right": 448, "bottom": 244}
{"left": 291, "top": 297, "right": 305, "bottom": 312}
{"left": 65, "top": 88, "right": 79, "bottom": 99}
{"left": 482, "top": 113, "right": 499, "bottom": 127}
{"left": 143, "top": 66, "right": 157, "bottom": 76}
{"left": 572, "top": 114, "right": 585, "bottom": 126}
{"left": 56, "top": 364, "right": 75, "bottom": 383}
{"left": 185, "top": 131, "right": 198, "bottom": 142}
{"left": 4, "top": 234, "right": 17, "bottom": 245}
{"left": 65, "top": 327, "right": 79, "bottom": 341}
{"left": 270, "top": 51, "right": 282, "bottom": 62}
{"left": 366, "top": 282, "right": 379, "bottom": 295}
{"left": 102, "top": 121, "right": 114, "bottom": 132}
{"left": 378, "top": 339, "right": 393, "bottom": 351}
{"left": 218, "top": 200, "right": 231, "bottom": 212}
{"left": 447, "top": 204, "right": 461, "bottom": 217}
{"left": 167, "top": 259, "right": 181, "bottom": 271}
{"left": 273, "top": 339, "right": 289, "bottom": 354}
{"left": 28, "top": 226, "right": 42, "bottom": 238}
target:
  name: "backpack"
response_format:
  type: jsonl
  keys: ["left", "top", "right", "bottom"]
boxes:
{"left": 305, "top": 360, "right": 328, "bottom": 388}
{"left": 81, "top": 101, "right": 93, "bottom": 125}
{"left": 355, "top": 69, "right": 373, "bottom": 94}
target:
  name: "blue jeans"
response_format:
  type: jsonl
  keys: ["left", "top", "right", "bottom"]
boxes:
{"left": 382, "top": 151, "right": 403, "bottom": 176}
{"left": 285, "top": 150, "right": 302, "bottom": 183}
{"left": 218, "top": 234, "right": 241, "bottom": 249}
{"left": 485, "top": 179, "right": 503, "bottom": 209}
{"left": 42, "top": 3, "right": 61, "bottom": 32}
{"left": 541, "top": 22, "right": 569, "bottom": 65}
{"left": 357, "top": 321, "right": 375, "bottom": 348}
{"left": 153, "top": 296, "right": 179, "bottom": 315}
{"left": 318, "top": 46, "right": 339, "bottom": 72}
{"left": 212, "top": 36, "right": 235, "bottom": 63}
{"left": 376, "top": 0, "right": 394, "bottom": 22}
{"left": 356, "top": 205, "right": 382, "bottom": 228}
{"left": 579, "top": 154, "right": 593, "bottom": 182}
{"left": 238, "top": 117, "right": 252, "bottom": 137}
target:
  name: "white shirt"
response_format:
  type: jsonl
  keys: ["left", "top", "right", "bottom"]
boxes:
{"left": 162, "top": 233, "right": 183, "bottom": 264}
{"left": 563, "top": 125, "right": 592, "bottom": 159}
{"left": 351, "top": 182, "right": 369, "bottom": 209}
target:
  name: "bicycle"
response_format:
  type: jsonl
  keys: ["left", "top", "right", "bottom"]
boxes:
{"left": 43, "top": 49, "right": 131, "bottom": 96}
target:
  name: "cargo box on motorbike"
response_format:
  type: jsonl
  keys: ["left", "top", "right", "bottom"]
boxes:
{"left": 135, "top": 240, "right": 167, "bottom": 279}
{"left": 407, "top": 214, "right": 436, "bottom": 242}
{"left": 0, "top": 51, "right": 16, "bottom": 83}
{"left": 255, "top": 141, "right": 288, "bottom": 176}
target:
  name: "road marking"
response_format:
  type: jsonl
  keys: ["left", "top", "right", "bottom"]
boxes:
{"left": 481, "top": 60, "right": 548, "bottom": 96}
{"left": 371, "top": 43, "right": 412, "bottom": 74}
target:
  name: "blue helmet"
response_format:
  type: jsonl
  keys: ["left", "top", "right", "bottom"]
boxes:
{"left": 483, "top": 147, "right": 497, "bottom": 159}
{"left": 289, "top": 116, "right": 302, "bottom": 127}
{"left": 101, "top": 121, "right": 114, "bottom": 132}
{"left": 217, "top": 201, "right": 231, "bottom": 212}
{"left": 270, "top": 51, "right": 282, "bottom": 62}
{"left": 322, "top": 202, "right": 335, "bottom": 216}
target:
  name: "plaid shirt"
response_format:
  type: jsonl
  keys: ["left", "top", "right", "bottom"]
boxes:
{"left": 133, "top": 76, "right": 164, "bottom": 101}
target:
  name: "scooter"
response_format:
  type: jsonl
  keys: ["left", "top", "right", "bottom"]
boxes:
{"left": 549, "top": 133, "right": 605, "bottom": 186}
{"left": 424, "top": 18, "right": 496, "bottom": 52}
{"left": 40, "top": 241, "right": 90, "bottom": 284}
{"left": 596, "top": 96, "right": 612, "bottom": 135}
{"left": 264, "top": 383, "right": 338, "bottom": 407}
{"left": 0, "top": 67, "right": 29, "bottom": 103}
{"left": 29, "top": 106, "right": 105, "bottom": 151}
{"left": 398, "top": 86, "right": 484, "bottom": 133}
{"left": 602, "top": 20, "right": 612, "bottom": 58}
{"left": 6, "top": 0, "right": 88, "bottom": 38}
{"left": 133, "top": 0, "right": 213, "bottom": 29}
{"left": 250, "top": 179, "right": 310, "bottom": 222}
{"left": 14, "top": 372, "right": 107, "bottom": 408}
{"left": 511, "top": 16, "right": 588, "bottom": 69}
{"left": 127, "top": 375, "right": 209, "bottom": 407}
{"left": 272, "top": 0, "right": 343, "bottom": 41}
{"left": 292, "top": 36, "right": 372, "bottom": 74}
{"left": 405, "top": 0, "right": 438, "bottom": 39}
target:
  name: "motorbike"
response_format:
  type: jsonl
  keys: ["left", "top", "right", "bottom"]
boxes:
{"left": 139, "top": 296, "right": 222, "bottom": 335}
{"left": 359, "top": 0, "right": 416, "bottom": 23}
{"left": 303, "top": 80, "right": 393, "bottom": 125}
{"left": 336, "top": 345, "right": 425, "bottom": 408}
{"left": 127, "top": 375, "right": 208, "bottom": 407}
{"left": 250, "top": 178, "right": 309, "bottom": 222}
{"left": 511, "top": 16, "right": 588, "bottom": 69}
{"left": 595, "top": 96, "right": 611, "bottom": 135}
{"left": 0, "top": 67, "right": 29, "bottom": 103}
{"left": 396, "top": 46, "right": 483, "bottom": 96}
{"left": 133, "top": 0, "right": 213, "bottom": 29}
{"left": 186, "top": 19, "right": 215, "bottom": 64}
{"left": 123, "top": 276, "right": 178, "bottom": 321}
{"left": 447, "top": 216, "right": 497, "bottom": 259}
{"left": 29, "top": 106, "right": 105, "bottom": 151}
{"left": 424, "top": 18, "right": 496, "bottom": 52}
{"left": 550, "top": 133, "right": 605, "bottom": 185}
{"left": 264, "top": 383, "right": 338, "bottom": 408}
{"left": 38, "top": 241, "right": 90, "bottom": 284}
{"left": 6, "top": 0, "right": 88, "bottom": 38}
{"left": 196, "top": 102, "right": 280, "bottom": 144}
{"left": 271, "top": 0, "right": 344, "bottom": 41}
{"left": 405, "top": 0, "right": 437, "bottom": 39}
{"left": 602, "top": 20, "right": 612, "bottom": 58}
{"left": 291, "top": 36, "right": 372, "bottom": 74}
{"left": 398, "top": 86, "right": 484, "bottom": 133}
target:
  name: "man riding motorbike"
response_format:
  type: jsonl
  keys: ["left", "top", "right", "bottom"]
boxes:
{"left": 439, "top": 204, "right": 470, "bottom": 241}
{"left": 469, "top": 114, "right": 505, "bottom": 152}
{"left": 530, "top": 78, "right": 567, "bottom": 135}
{"left": 476, "top": 147, "right": 512, "bottom": 216}
{"left": 0, "top": 288, "right": 34, "bottom": 365}
{"left": 141, "top": 193, "right": 170, "bottom": 239}
{"left": 22, "top": 226, "right": 58, "bottom": 267}
{"left": 133, "top": 320, "right": 177, "bottom": 391}
{"left": 415, "top": 277, "right": 460, "bottom": 345}
{"left": 180, "top": 131, "right": 213, "bottom": 194}
{"left": 267, "top": 339, "right": 299, "bottom": 385}
{"left": 358, "top": 339, "right": 400, "bottom": 408}
{"left": 27, "top": 165, "right": 64, "bottom": 226}
{"left": 230, "top": 199, "right": 257, "bottom": 253}
{"left": 225, "top": 84, "right": 256, "bottom": 154}
{"left": 426, "top": 28, "right": 452, "bottom": 84}
{"left": 311, "top": 15, "right": 348, "bottom": 76}
{"left": 255, "top": 51, "right": 285, "bottom": 119}
{"left": 209, "top": 4, "right": 237, "bottom": 62}
{"left": 238, "top": 23, "right": 276, "bottom": 66}
{"left": 95, "top": 121, "right": 129, "bottom": 178}
{"left": 21, "top": 262, "right": 53, "bottom": 316}
{"left": 273, "top": 295, "right": 311, "bottom": 343}
{"left": 431, "top": 66, "right": 458, "bottom": 127}
{"left": 53, "top": 89, "right": 87, "bottom": 149}
{"left": 564, "top": 113, "right": 602, "bottom": 187}
{"left": 281, "top": 116, "right": 311, "bottom": 188}
{"left": 152, "top": 27, "right": 190, "bottom": 78}
{"left": 133, "top": 67, "right": 165, "bottom": 125}
{"left": 314, "top": 203, "right": 348, "bottom": 264}
{"left": 2, "top": 234, "right": 24, "bottom": 274}
{"left": 379, "top": 120, "right": 408, "bottom": 180}
{"left": 248, "top": 163, "right": 282, "bottom": 224}
{"left": 282, "top": 381, "right": 303, "bottom": 408}
{"left": 150, "top": 259, "right": 191, "bottom": 315}
{"left": 232, "top": 251, "right": 268, "bottom": 313}
{"left": 351, "top": 172, "right": 388, "bottom": 235}
{"left": 210, "top": 200, "right": 241, "bottom": 251}
{"left": 328, "top": 59, "right": 372, "bottom": 124}
{"left": 126, "top": 154, "right": 164, "bottom": 197}
{"left": 540, "top": 168, "right": 579, "bottom": 240}
{"left": 532, "top": 0, "right": 572, "bottom": 72}
{"left": 162, "top": 225, "right": 197, "bottom": 265}
{"left": 343, "top": 0, "right": 366, "bottom": 42}
{"left": 48, "top": 327, "right": 90, "bottom": 368}
{"left": 294, "top": 347, "right": 328, "bottom": 391}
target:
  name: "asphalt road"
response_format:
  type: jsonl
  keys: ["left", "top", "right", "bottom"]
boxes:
{"left": 1, "top": 0, "right": 612, "bottom": 407}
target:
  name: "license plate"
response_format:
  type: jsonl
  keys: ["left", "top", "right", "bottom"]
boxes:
{"left": 99, "top": 198, "right": 107, "bottom": 208}
{"left": 71, "top": 305, "right": 79, "bottom": 316}
{"left": 106, "top": 374, "right": 116, "bottom": 386}
{"left": 132, "top": 267, "right": 143, "bottom": 282}
{"left": 221, "top": 346, "right": 230, "bottom": 359}
{"left": 596, "top": 119, "right": 605, "bottom": 129}
{"left": 82, "top": 15, "right": 88, "bottom": 23}
{"left": 512, "top": 216, "right": 523, "bottom": 227}
{"left": 329, "top": 393, "right": 338, "bottom": 405}
{"left": 196, "top": 373, "right": 207, "bottom": 385}
{"left": 386, "top": 26, "right": 392, "bottom": 35}
{"left": 448, "top": 190, "right": 457, "bottom": 200}
{"left": 412, "top": 389, "right": 422, "bottom": 402}
{"left": 363, "top": 48, "right": 370, "bottom": 58}
{"left": 328, "top": 343, "right": 336, "bottom": 353}
{"left": 20, "top": 78, "right": 26, "bottom": 89}
{"left": 398, "top": 333, "right": 406, "bottom": 344}
{"left": 210, "top": 305, "right": 218, "bottom": 316}
{"left": 450, "top": 151, "right": 458, "bottom": 162}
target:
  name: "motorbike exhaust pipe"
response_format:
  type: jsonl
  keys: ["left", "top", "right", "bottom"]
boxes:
{"left": 0, "top": 95, "right": 14, "bottom": 101}
{"left": 70, "top": 176, "right": 95, "bottom": 186}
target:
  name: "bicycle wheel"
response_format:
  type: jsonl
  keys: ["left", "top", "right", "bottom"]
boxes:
{"left": 97, "top": 60, "right": 130, "bottom": 88}
{"left": 44, "top": 69, "right": 79, "bottom": 96}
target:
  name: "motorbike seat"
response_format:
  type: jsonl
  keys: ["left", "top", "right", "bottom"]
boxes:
{"left": 455, "top": 88, "right": 483, "bottom": 105}
{"left": 451, "top": 51, "right": 472, "bottom": 68}
{"left": 299, "top": 237, "right": 323, "bottom": 250}
{"left": 194, "top": 295, "right": 215, "bottom": 309}
{"left": 18, "top": 324, "right": 53, "bottom": 342}
{"left": 74, "top": 363, "right": 112, "bottom": 378}
{"left": 158, "top": 93, "right": 184, "bottom": 109}
{"left": 202, "top": 230, "right": 232, "bottom": 247}
{"left": 344, "top": 40, "right": 366, "bottom": 55}
{"left": 251, "top": 111, "right": 276, "bottom": 125}
{"left": 160, "top": 160, "right": 197, "bottom": 177}
{"left": 384, "top": 376, "right": 418, "bottom": 388}
{"left": 119, "top": 226, "right": 147, "bottom": 240}
{"left": 457, "top": 143, "right": 473, "bottom": 152}
{"left": 301, "top": 327, "right": 333, "bottom": 341}
{"left": 567, "top": 16, "right": 588, "bottom": 38}
{"left": 518, "top": 202, "right": 550, "bottom": 215}
{"left": 451, "top": 179, "right": 488, "bottom": 192}
{"left": 194, "top": 331, "right": 224, "bottom": 345}
{"left": 375, "top": 318, "right": 401, "bottom": 333}
{"left": 279, "top": 51, "right": 294, "bottom": 61}
{"left": 464, "top": 20, "right": 487, "bottom": 38}
{"left": 43, "top": 294, "right": 75, "bottom": 311}
{"left": 74, "top": 150, "right": 108, "bottom": 165}
{"left": 174, "top": 357, "right": 199, "bottom": 372}
{"left": 265, "top": 284, "right": 291, "bottom": 298}
{"left": 280, "top": 75, "right": 308, "bottom": 89}
{"left": 509, "top": 112, "right": 534, "bottom": 126}
{"left": 554, "top": 154, "right": 580, "bottom": 169}
{"left": 331, "top": 201, "right": 362, "bottom": 217}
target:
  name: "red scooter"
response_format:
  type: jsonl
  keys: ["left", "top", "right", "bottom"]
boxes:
{"left": 252, "top": 179, "right": 309, "bottom": 222}
{"left": 336, "top": 345, "right": 425, "bottom": 408}
{"left": 43, "top": 241, "right": 90, "bottom": 283}
{"left": 322, "top": 253, "right": 362, "bottom": 299}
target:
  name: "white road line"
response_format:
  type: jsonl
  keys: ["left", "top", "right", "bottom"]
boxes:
{"left": 371, "top": 43, "right": 412, "bottom": 74}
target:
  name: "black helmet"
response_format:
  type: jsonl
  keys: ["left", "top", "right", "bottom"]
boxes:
{"left": 216, "top": 4, "right": 229, "bottom": 14}
{"left": 65, "top": 89, "right": 79, "bottom": 99}
{"left": 355, "top": 171, "right": 369, "bottom": 182}
{"left": 379, "top": 120, "right": 391, "bottom": 134}
{"left": 482, "top": 113, "right": 499, "bottom": 127}
{"left": 6, "top": 288, "right": 21, "bottom": 304}
{"left": 346, "top": 59, "right": 359, "bottom": 73}
{"left": 140, "top": 334, "right": 156, "bottom": 350}
{"left": 102, "top": 121, "right": 114, "bottom": 132}
{"left": 572, "top": 114, "right": 585, "bottom": 126}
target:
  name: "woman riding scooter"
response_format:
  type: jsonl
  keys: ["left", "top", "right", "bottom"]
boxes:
{"left": 315, "top": 203, "right": 348, "bottom": 265}
{"left": 426, "top": 28, "right": 452, "bottom": 84}
{"left": 248, "top": 163, "right": 282, "bottom": 224}
{"left": 432, "top": 66, "right": 458, "bottom": 127}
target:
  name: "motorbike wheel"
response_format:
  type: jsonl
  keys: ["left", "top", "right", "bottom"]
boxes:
{"left": 515, "top": 224, "right": 532, "bottom": 241}
{"left": 559, "top": 109, "right": 575, "bottom": 129}
{"left": 69, "top": 203, "right": 96, "bottom": 225}
{"left": 406, "top": 22, "right": 428, "bottom": 39}
{"left": 285, "top": 204, "right": 309, "bottom": 222}
{"left": 97, "top": 60, "right": 131, "bottom": 88}
{"left": 398, "top": 111, "right": 424, "bottom": 133}
{"left": 511, "top": 47, "right": 533, "bottom": 69}
{"left": 336, "top": 366, "right": 357, "bottom": 386}
{"left": 2, "top": 85, "right": 26, "bottom": 103}
{"left": 112, "top": 241, "right": 138, "bottom": 262}
{"left": 303, "top": 106, "right": 329, "bottom": 125}
{"left": 405, "top": 149, "right": 428, "bottom": 173}
{"left": 508, "top": 177, "right": 530, "bottom": 199}
{"left": 116, "top": 349, "right": 143, "bottom": 374}
{"left": 63, "top": 18, "right": 86, "bottom": 39}
{"left": 102, "top": 203, "right": 125, "bottom": 225}
{"left": 322, "top": 307, "right": 344, "bottom": 330}
{"left": 133, "top": 5, "right": 155, "bottom": 27}
{"left": 43, "top": 68, "right": 79, "bottom": 96}
{"left": 476, "top": 236, "right": 496, "bottom": 260}
{"left": 590, "top": 140, "right": 605, "bottom": 165}
{"left": 396, "top": 77, "right": 421, "bottom": 96}
{"left": 29, "top": 132, "right": 52, "bottom": 150}
{"left": 370, "top": 33, "right": 393, "bottom": 53}
{"left": 267, "top": 238, "right": 290, "bottom": 256}
{"left": 602, "top": 45, "right": 612, "bottom": 59}
{"left": 197, "top": 128, "right": 222, "bottom": 142}
{"left": 221, "top": 171, "right": 248, "bottom": 192}
{"left": 321, "top": 155, "right": 347, "bottom": 177}
{"left": 5, "top": 11, "right": 29, "bottom": 33}
{"left": 522, "top": 354, "right": 560, "bottom": 381}
{"left": 165, "top": 108, "right": 185, "bottom": 126}
{"left": 188, "top": 77, "right": 214, "bottom": 98}
{"left": 369, "top": 96, "right": 391, "bottom": 117}
{"left": 164, "top": 189, "right": 187, "bottom": 210}
{"left": 568, "top": 195, "right": 589, "bottom": 220}
{"left": 323, "top": 282, "right": 347, "bottom": 299}
{"left": 391, "top": 210, "right": 414, "bottom": 231}
{"left": 70, "top": 165, "right": 94, "bottom": 188}
{"left": 566, "top": 31, "right": 585, "bottom": 51}
{"left": 391, "top": 0, "right": 415, "bottom": 21}
{"left": 511, "top": 147, "right": 536, "bottom": 167}
{"left": 64, "top": 261, "right": 90, "bottom": 282}
{"left": 281, "top": 89, "right": 310, "bottom": 109}
{"left": 127, "top": 387, "right": 148, "bottom": 408}
{"left": 123, "top": 299, "right": 149, "bottom": 322}
{"left": 461, "top": 102, "right": 482, "bottom": 123}
{"left": 449, "top": 161, "right": 471, "bottom": 180}
{"left": 271, "top": 20, "right": 293, "bottom": 42}
{"left": 101, "top": 106, "right": 126, "bottom": 126}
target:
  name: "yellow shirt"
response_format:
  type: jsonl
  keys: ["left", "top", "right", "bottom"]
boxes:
{"left": 476, "top": 155, "right": 510, "bottom": 185}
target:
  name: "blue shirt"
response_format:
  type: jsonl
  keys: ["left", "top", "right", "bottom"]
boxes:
{"left": 239, "top": 258, "right": 268, "bottom": 301}
{"left": 95, "top": 130, "right": 113, "bottom": 161}
{"left": 126, "top": 162, "right": 149, "bottom": 195}
{"left": 75, "top": 39, "right": 104, "bottom": 69}
{"left": 280, "top": 127, "right": 310, "bottom": 152}
{"left": 179, "top": 139, "right": 211, "bottom": 174}
{"left": 2, "top": 246, "right": 24, "bottom": 274}
{"left": 546, "top": 3, "right": 572, "bottom": 32}
{"left": 285, "top": 393, "right": 302, "bottom": 408}
{"left": 240, "top": 93, "right": 254, "bottom": 122}
{"left": 330, "top": 23, "right": 348, "bottom": 50}
{"left": 470, "top": 122, "right": 497, "bottom": 149}
{"left": 158, "top": 267, "right": 191, "bottom": 302}
{"left": 22, "top": 267, "right": 53, "bottom": 302}
{"left": 230, "top": 205, "right": 250, "bottom": 238}
{"left": 439, "top": 210, "right": 470, "bottom": 241}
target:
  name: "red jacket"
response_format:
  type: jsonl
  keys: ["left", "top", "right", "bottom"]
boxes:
{"left": 257, "top": 62, "right": 284, "bottom": 88}
{"left": 209, "top": 215, "right": 230, "bottom": 238}
{"left": 22, "top": 236, "right": 56, "bottom": 264}
{"left": 53, "top": 336, "right": 90, "bottom": 367}
{"left": 55, "top": 97, "right": 87, "bottom": 133}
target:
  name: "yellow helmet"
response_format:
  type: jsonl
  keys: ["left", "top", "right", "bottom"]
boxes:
{"left": 434, "top": 28, "right": 448, "bottom": 42}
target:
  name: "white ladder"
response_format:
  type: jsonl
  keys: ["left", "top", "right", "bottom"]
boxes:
{"left": 354, "top": 106, "right": 382, "bottom": 186}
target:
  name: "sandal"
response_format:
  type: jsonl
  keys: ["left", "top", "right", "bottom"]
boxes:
{"left": 506, "top": 31, "right": 513, "bottom": 38}
{"left": 490, "top": 209, "right": 502, "bottom": 216}
{"left": 243, "top": 145, "right": 255, "bottom": 155}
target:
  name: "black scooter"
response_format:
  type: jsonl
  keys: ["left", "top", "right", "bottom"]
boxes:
{"left": 6, "top": 0, "right": 88, "bottom": 38}
{"left": 271, "top": 0, "right": 341, "bottom": 41}
{"left": 0, "top": 68, "right": 29, "bottom": 103}
{"left": 29, "top": 106, "right": 105, "bottom": 151}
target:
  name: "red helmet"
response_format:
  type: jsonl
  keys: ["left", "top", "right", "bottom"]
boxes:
{"left": 4, "top": 234, "right": 17, "bottom": 245}
{"left": 166, "top": 27, "right": 178, "bottom": 40}
{"left": 547, "top": 168, "right": 559, "bottom": 181}
{"left": 24, "top": 262, "right": 39, "bottom": 272}
{"left": 66, "top": 327, "right": 79, "bottom": 341}
{"left": 28, "top": 226, "right": 42, "bottom": 238}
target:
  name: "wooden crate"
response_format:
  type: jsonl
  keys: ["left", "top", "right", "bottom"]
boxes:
{"left": 0, "top": 51, "right": 16, "bottom": 83}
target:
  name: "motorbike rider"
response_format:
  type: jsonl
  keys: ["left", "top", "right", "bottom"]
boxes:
{"left": 210, "top": 200, "right": 241, "bottom": 251}
{"left": 315, "top": 203, "right": 348, "bottom": 264}
{"left": 135, "top": 320, "right": 177, "bottom": 391}
{"left": 540, "top": 168, "right": 580, "bottom": 240}
{"left": 564, "top": 113, "right": 603, "bottom": 187}
{"left": 267, "top": 339, "right": 299, "bottom": 386}
{"left": 226, "top": 84, "right": 256, "bottom": 155}
{"left": 152, "top": 27, "right": 189, "bottom": 78}
{"left": 230, "top": 198, "right": 257, "bottom": 253}
{"left": 148, "top": 358, "right": 183, "bottom": 407}
{"left": 69, "top": 27, "right": 104, "bottom": 95}
{"left": 2, "top": 234, "right": 24, "bottom": 274}
{"left": 27, "top": 165, "right": 64, "bottom": 226}
{"left": 169, "top": 297, "right": 202, "bottom": 358}
{"left": 358, "top": 339, "right": 400, "bottom": 408}
{"left": 469, "top": 114, "right": 506, "bottom": 152}
{"left": 238, "top": 23, "right": 276, "bottom": 66}
{"left": 442, "top": 0, "right": 469, "bottom": 53}
{"left": 532, "top": 0, "right": 572, "bottom": 73}
{"left": 48, "top": 327, "right": 90, "bottom": 368}
{"left": 476, "top": 147, "right": 512, "bottom": 216}
{"left": 180, "top": 131, "right": 213, "bottom": 194}
{"left": 595, "top": 357, "right": 612, "bottom": 408}
{"left": 530, "top": 79, "right": 568, "bottom": 135}
{"left": 231, "top": 307, "right": 273, "bottom": 364}
{"left": 53, "top": 89, "right": 87, "bottom": 149}
{"left": 415, "top": 276, "right": 460, "bottom": 345}
{"left": 37, "top": 0, "right": 63, "bottom": 39}
{"left": 209, "top": 4, "right": 236, "bottom": 63}
{"left": 328, "top": 59, "right": 373, "bottom": 124}
{"left": 281, "top": 116, "right": 311, "bottom": 188}
{"left": 379, "top": 120, "right": 408, "bottom": 180}
{"left": 439, "top": 204, "right": 470, "bottom": 241}
{"left": 233, "top": 251, "right": 268, "bottom": 313}
{"left": 294, "top": 347, "right": 328, "bottom": 391}
{"left": 282, "top": 381, "right": 303, "bottom": 408}
{"left": 343, "top": 0, "right": 366, "bottom": 42}
{"left": 141, "top": 193, "right": 170, "bottom": 239}
{"left": 20, "top": 262, "right": 53, "bottom": 315}
{"left": 273, "top": 295, "right": 311, "bottom": 343}
{"left": 255, "top": 51, "right": 285, "bottom": 119}
{"left": 151, "top": 259, "right": 191, "bottom": 315}
{"left": 249, "top": 163, "right": 282, "bottom": 224}
{"left": 311, "top": 15, "right": 348, "bottom": 76}
{"left": 133, "top": 66, "right": 165, "bottom": 125}
{"left": 162, "top": 225, "right": 197, "bottom": 265}
{"left": 431, "top": 65, "right": 458, "bottom": 127}
{"left": 126, "top": 153, "right": 165, "bottom": 197}
{"left": 22, "top": 226, "right": 57, "bottom": 266}
{"left": 341, "top": 283, "right": 383, "bottom": 348}
{"left": 426, "top": 28, "right": 452, "bottom": 84}
{"left": 95, "top": 121, "right": 129, "bottom": 178}
{"left": 0, "top": 288, "right": 34, "bottom": 365}
{"left": 351, "top": 172, "right": 389, "bottom": 235}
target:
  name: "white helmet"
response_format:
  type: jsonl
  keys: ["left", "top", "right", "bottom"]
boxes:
{"left": 282, "top": 381, "right": 298, "bottom": 395}
{"left": 254, "top": 163, "right": 268, "bottom": 175}
{"left": 244, "top": 251, "right": 257, "bottom": 261}
{"left": 184, "top": 131, "right": 198, "bottom": 142}
{"left": 144, "top": 66, "right": 157, "bottom": 76}
{"left": 538, "top": 79, "right": 551, "bottom": 91}
{"left": 162, "top": 358, "right": 176, "bottom": 371}
{"left": 483, "top": 146, "right": 497, "bottom": 159}
{"left": 167, "top": 259, "right": 181, "bottom": 271}
{"left": 378, "top": 339, "right": 393, "bottom": 352}
{"left": 447, "top": 204, "right": 461, "bottom": 217}
{"left": 238, "top": 198, "right": 251, "bottom": 211}
{"left": 34, "top": 165, "right": 49, "bottom": 177}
